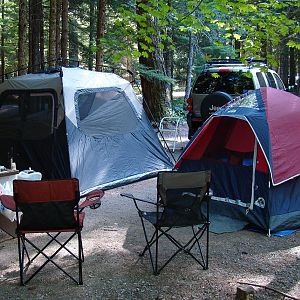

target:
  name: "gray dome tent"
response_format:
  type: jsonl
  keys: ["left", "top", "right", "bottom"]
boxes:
{"left": 0, "top": 67, "right": 173, "bottom": 194}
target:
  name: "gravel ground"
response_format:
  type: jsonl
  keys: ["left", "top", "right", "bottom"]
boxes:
{"left": 0, "top": 177, "right": 300, "bottom": 300}
{"left": 0, "top": 124, "right": 300, "bottom": 300}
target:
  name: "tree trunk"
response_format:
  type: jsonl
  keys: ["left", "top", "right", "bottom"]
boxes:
{"left": 88, "top": 0, "right": 96, "bottom": 70}
{"left": 39, "top": 0, "right": 44, "bottom": 69}
{"left": 56, "top": 0, "right": 62, "bottom": 61}
{"left": 296, "top": 49, "right": 300, "bottom": 95}
{"left": 289, "top": 47, "right": 295, "bottom": 88}
{"left": 164, "top": 0, "right": 173, "bottom": 102}
{"left": 61, "top": 0, "right": 69, "bottom": 65}
{"left": 139, "top": 56, "right": 165, "bottom": 122}
{"left": 279, "top": 41, "right": 289, "bottom": 87}
{"left": 28, "top": 0, "right": 32, "bottom": 72}
{"left": 18, "top": 0, "right": 27, "bottom": 75}
{"left": 185, "top": 31, "right": 194, "bottom": 100}
{"left": 136, "top": 0, "right": 169, "bottom": 122}
{"left": 95, "top": 0, "right": 106, "bottom": 71}
{"left": 48, "top": 0, "right": 56, "bottom": 67}
{"left": 30, "top": 0, "right": 43, "bottom": 72}
{"left": 69, "top": 19, "right": 79, "bottom": 65}
{"left": 1, "top": 0, "right": 5, "bottom": 80}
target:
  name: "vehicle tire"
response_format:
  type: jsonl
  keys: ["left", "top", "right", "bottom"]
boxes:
{"left": 200, "top": 91, "right": 233, "bottom": 120}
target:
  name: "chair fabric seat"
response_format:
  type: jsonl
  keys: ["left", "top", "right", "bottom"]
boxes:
{"left": 141, "top": 210, "right": 206, "bottom": 227}
{"left": 18, "top": 212, "right": 85, "bottom": 234}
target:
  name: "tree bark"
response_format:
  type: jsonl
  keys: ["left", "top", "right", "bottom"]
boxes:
{"left": 279, "top": 41, "right": 289, "bottom": 87}
{"left": 69, "top": 19, "right": 79, "bottom": 65}
{"left": 296, "top": 49, "right": 300, "bottom": 95}
{"left": 28, "top": 0, "right": 32, "bottom": 72}
{"left": 164, "top": 0, "right": 173, "bottom": 102}
{"left": 39, "top": 0, "right": 44, "bottom": 69}
{"left": 289, "top": 47, "right": 295, "bottom": 88}
{"left": 88, "top": 0, "right": 96, "bottom": 70}
{"left": 185, "top": 31, "right": 194, "bottom": 100}
{"left": 18, "top": 0, "right": 27, "bottom": 75}
{"left": 136, "top": 0, "right": 170, "bottom": 122}
{"left": 56, "top": 0, "right": 62, "bottom": 60}
{"left": 95, "top": 0, "right": 106, "bottom": 71}
{"left": 61, "top": 0, "right": 69, "bottom": 65}
{"left": 30, "top": 0, "right": 43, "bottom": 72}
{"left": 48, "top": 0, "right": 56, "bottom": 67}
{"left": 1, "top": 0, "right": 5, "bottom": 80}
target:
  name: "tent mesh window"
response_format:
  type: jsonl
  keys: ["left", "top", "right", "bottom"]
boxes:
{"left": 76, "top": 89, "right": 138, "bottom": 137}
{"left": 0, "top": 90, "right": 56, "bottom": 140}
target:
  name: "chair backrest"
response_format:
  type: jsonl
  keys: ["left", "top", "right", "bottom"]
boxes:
{"left": 158, "top": 171, "right": 211, "bottom": 204}
{"left": 13, "top": 178, "right": 80, "bottom": 231}
{"left": 157, "top": 171, "right": 211, "bottom": 226}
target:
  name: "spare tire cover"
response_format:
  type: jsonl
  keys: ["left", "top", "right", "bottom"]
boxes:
{"left": 201, "top": 91, "right": 233, "bottom": 120}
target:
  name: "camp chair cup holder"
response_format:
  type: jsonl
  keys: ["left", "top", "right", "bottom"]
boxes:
{"left": 121, "top": 170, "right": 211, "bottom": 275}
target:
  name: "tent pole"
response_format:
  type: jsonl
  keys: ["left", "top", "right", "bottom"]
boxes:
{"left": 247, "top": 139, "right": 258, "bottom": 212}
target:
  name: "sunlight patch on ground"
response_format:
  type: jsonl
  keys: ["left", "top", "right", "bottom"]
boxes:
{"left": 83, "top": 228, "right": 132, "bottom": 256}
{"left": 285, "top": 245, "right": 300, "bottom": 256}
{"left": 252, "top": 245, "right": 300, "bottom": 266}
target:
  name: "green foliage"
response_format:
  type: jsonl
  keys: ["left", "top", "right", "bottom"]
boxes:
{"left": 168, "top": 97, "right": 186, "bottom": 118}
{"left": 0, "top": 0, "right": 18, "bottom": 73}
{"left": 137, "top": 63, "right": 176, "bottom": 84}
{"left": 1, "top": 0, "right": 298, "bottom": 87}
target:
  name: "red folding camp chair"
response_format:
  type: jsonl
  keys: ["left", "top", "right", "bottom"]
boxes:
{"left": 13, "top": 178, "right": 104, "bottom": 285}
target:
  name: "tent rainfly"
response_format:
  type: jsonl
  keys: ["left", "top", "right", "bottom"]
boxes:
{"left": 176, "top": 87, "right": 300, "bottom": 233}
{"left": 0, "top": 67, "right": 173, "bottom": 194}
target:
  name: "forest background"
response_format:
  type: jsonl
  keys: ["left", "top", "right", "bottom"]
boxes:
{"left": 0, "top": 0, "right": 299, "bottom": 121}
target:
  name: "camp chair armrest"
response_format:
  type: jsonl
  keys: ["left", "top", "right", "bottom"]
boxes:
{"left": 0, "top": 194, "right": 16, "bottom": 211}
{"left": 79, "top": 190, "right": 104, "bottom": 211}
{"left": 120, "top": 193, "right": 156, "bottom": 205}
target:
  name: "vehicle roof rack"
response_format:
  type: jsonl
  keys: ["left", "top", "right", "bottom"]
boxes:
{"left": 207, "top": 59, "right": 243, "bottom": 65}
{"left": 245, "top": 58, "right": 267, "bottom": 65}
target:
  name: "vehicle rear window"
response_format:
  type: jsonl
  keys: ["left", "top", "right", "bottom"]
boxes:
{"left": 193, "top": 71, "right": 254, "bottom": 95}
{"left": 256, "top": 72, "right": 267, "bottom": 87}
{"left": 273, "top": 73, "right": 285, "bottom": 90}
{"left": 265, "top": 72, "right": 277, "bottom": 88}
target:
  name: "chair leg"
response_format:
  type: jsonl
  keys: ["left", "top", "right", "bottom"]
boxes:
{"left": 186, "top": 224, "right": 209, "bottom": 269}
{"left": 139, "top": 225, "right": 177, "bottom": 275}
{"left": 139, "top": 231, "right": 156, "bottom": 257}
{"left": 19, "top": 232, "right": 82, "bottom": 285}
{"left": 17, "top": 234, "right": 25, "bottom": 286}
{"left": 206, "top": 223, "right": 209, "bottom": 270}
{"left": 46, "top": 232, "right": 83, "bottom": 261}
{"left": 139, "top": 228, "right": 172, "bottom": 257}
{"left": 139, "top": 216, "right": 157, "bottom": 275}
{"left": 154, "top": 227, "right": 159, "bottom": 275}
{"left": 78, "top": 231, "right": 83, "bottom": 285}
{"left": 154, "top": 224, "right": 209, "bottom": 274}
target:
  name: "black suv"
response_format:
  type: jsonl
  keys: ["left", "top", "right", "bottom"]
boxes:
{"left": 186, "top": 59, "right": 285, "bottom": 138}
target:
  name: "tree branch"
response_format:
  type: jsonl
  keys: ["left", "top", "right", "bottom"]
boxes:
{"left": 237, "top": 281, "right": 300, "bottom": 300}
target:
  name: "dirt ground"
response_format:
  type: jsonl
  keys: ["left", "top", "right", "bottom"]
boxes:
{"left": 0, "top": 176, "right": 299, "bottom": 300}
{"left": 0, "top": 124, "right": 300, "bottom": 300}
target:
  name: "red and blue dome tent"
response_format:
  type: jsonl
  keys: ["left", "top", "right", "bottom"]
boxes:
{"left": 176, "top": 87, "right": 300, "bottom": 234}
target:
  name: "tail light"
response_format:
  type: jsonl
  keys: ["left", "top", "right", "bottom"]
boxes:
{"left": 186, "top": 96, "right": 193, "bottom": 112}
{"left": 218, "top": 67, "right": 231, "bottom": 72}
